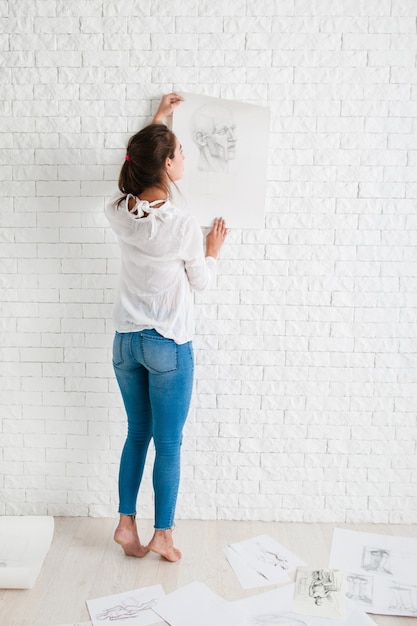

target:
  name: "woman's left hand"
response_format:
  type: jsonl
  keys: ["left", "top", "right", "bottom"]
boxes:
{"left": 153, "top": 93, "right": 184, "bottom": 124}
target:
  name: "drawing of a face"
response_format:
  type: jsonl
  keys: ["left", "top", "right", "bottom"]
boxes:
{"left": 192, "top": 104, "right": 237, "bottom": 172}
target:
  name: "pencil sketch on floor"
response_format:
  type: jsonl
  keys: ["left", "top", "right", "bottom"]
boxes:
{"left": 226, "top": 533, "right": 306, "bottom": 588}
{"left": 329, "top": 527, "right": 417, "bottom": 616}
{"left": 292, "top": 568, "right": 346, "bottom": 619}
{"left": 86, "top": 585, "right": 164, "bottom": 626}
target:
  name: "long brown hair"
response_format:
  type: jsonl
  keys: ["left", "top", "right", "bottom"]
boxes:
{"left": 118, "top": 124, "right": 177, "bottom": 200}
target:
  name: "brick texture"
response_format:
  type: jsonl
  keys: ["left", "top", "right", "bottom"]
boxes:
{"left": 0, "top": 0, "right": 416, "bottom": 522}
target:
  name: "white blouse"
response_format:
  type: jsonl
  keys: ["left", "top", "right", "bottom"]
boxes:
{"left": 105, "top": 194, "right": 216, "bottom": 344}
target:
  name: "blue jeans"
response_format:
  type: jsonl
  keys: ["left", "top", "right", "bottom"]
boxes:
{"left": 112, "top": 329, "right": 194, "bottom": 529}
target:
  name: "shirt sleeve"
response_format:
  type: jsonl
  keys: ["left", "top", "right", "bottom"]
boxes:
{"left": 181, "top": 215, "right": 217, "bottom": 290}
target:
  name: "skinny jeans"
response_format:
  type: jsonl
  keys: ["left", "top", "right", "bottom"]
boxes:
{"left": 112, "top": 329, "right": 194, "bottom": 529}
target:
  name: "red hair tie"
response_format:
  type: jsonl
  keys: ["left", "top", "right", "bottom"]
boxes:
{"left": 125, "top": 155, "right": 131, "bottom": 161}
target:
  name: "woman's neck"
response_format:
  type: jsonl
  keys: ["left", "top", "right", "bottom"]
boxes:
{"left": 138, "top": 186, "right": 168, "bottom": 204}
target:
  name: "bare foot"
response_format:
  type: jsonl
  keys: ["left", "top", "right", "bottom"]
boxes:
{"left": 114, "top": 515, "right": 149, "bottom": 558}
{"left": 147, "top": 528, "right": 182, "bottom": 562}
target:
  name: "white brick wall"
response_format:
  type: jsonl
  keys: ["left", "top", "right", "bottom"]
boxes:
{"left": 1, "top": 0, "right": 416, "bottom": 523}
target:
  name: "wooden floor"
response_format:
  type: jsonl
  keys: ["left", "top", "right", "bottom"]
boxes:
{"left": 0, "top": 518, "right": 416, "bottom": 626}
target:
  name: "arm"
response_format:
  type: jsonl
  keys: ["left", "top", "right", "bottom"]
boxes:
{"left": 152, "top": 93, "right": 184, "bottom": 124}
{"left": 182, "top": 216, "right": 227, "bottom": 290}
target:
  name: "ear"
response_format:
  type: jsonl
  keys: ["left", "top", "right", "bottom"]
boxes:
{"left": 193, "top": 130, "right": 208, "bottom": 147}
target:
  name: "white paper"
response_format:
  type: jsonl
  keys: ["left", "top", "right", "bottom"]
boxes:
{"left": 227, "top": 534, "right": 306, "bottom": 586}
{"left": 51, "top": 623, "right": 92, "bottom": 626}
{"left": 292, "top": 568, "right": 346, "bottom": 620}
{"left": 87, "top": 585, "right": 164, "bottom": 626}
{"left": 0, "top": 515, "right": 54, "bottom": 589}
{"left": 173, "top": 92, "right": 270, "bottom": 229}
{"left": 152, "top": 581, "right": 247, "bottom": 626}
{"left": 224, "top": 546, "right": 276, "bottom": 589}
{"left": 329, "top": 528, "right": 417, "bottom": 617}
{"left": 232, "top": 582, "right": 296, "bottom": 616}
{"left": 234, "top": 585, "right": 376, "bottom": 626}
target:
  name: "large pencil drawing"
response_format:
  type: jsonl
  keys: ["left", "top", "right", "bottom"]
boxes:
{"left": 191, "top": 103, "right": 237, "bottom": 173}
{"left": 173, "top": 92, "right": 270, "bottom": 229}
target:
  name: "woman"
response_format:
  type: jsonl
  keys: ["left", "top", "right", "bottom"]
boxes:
{"left": 106, "top": 94, "right": 227, "bottom": 562}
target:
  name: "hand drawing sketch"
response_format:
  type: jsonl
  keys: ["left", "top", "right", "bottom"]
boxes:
{"left": 293, "top": 568, "right": 346, "bottom": 619}
{"left": 255, "top": 540, "right": 289, "bottom": 570}
{"left": 224, "top": 546, "right": 275, "bottom": 589}
{"left": 191, "top": 104, "right": 237, "bottom": 172}
{"left": 309, "top": 570, "right": 339, "bottom": 606}
{"left": 227, "top": 534, "right": 306, "bottom": 586}
{"left": 329, "top": 528, "right": 417, "bottom": 616}
{"left": 96, "top": 598, "right": 156, "bottom": 621}
{"left": 346, "top": 573, "right": 373, "bottom": 606}
{"left": 87, "top": 585, "right": 164, "bottom": 626}
{"left": 362, "top": 547, "right": 392, "bottom": 575}
{"left": 389, "top": 582, "right": 417, "bottom": 614}
{"left": 173, "top": 92, "right": 270, "bottom": 229}
{"left": 329, "top": 528, "right": 417, "bottom": 582}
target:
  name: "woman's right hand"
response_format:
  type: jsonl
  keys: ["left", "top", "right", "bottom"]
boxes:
{"left": 205, "top": 218, "right": 228, "bottom": 259}
{"left": 152, "top": 93, "right": 184, "bottom": 124}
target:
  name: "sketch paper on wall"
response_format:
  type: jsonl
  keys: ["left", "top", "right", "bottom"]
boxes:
{"left": 226, "top": 534, "right": 306, "bottom": 587}
{"left": 233, "top": 584, "right": 377, "bottom": 626}
{"left": 152, "top": 581, "right": 247, "bottom": 626}
{"left": 329, "top": 528, "right": 417, "bottom": 617}
{"left": 86, "top": 585, "right": 164, "bottom": 626}
{"left": 292, "top": 568, "right": 347, "bottom": 620}
{"left": 172, "top": 92, "right": 270, "bottom": 229}
{"left": 0, "top": 516, "right": 54, "bottom": 589}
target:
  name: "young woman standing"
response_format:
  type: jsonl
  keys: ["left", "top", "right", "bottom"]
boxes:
{"left": 106, "top": 94, "right": 227, "bottom": 562}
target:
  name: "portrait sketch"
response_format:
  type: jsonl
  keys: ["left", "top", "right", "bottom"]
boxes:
{"left": 191, "top": 102, "right": 237, "bottom": 173}
{"left": 172, "top": 92, "right": 270, "bottom": 229}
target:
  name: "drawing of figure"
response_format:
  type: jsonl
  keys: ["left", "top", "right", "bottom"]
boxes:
{"left": 362, "top": 547, "right": 392, "bottom": 575}
{"left": 308, "top": 570, "right": 338, "bottom": 606}
{"left": 346, "top": 573, "right": 373, "bottom": 605}
{"left": 389, "top": 583, "right": 417, "bottom": 614}
{"left": 252, "top": 616, "right": 307, "bottom": 626}
{"left": 256, "top": 542, "right": 289, "bottom": 570}
{"left": 191, "top": 104, "right": 237, "bottom": 172}
{"left": 96, "top": 597, "right": 156, "bottom": 621}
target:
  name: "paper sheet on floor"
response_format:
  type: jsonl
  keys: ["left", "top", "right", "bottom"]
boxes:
{"left": 152, "top": 581, "right": 247, "bottom": 626}
{"left": 329, "top": 528, "right": 417, "bottom": 617}
{"left": 51, "top": 623, "right": 92, "bottom": 626}
{"left": 0, "top": 515, "right": 55, "bottom": 589}
{"left": 233, "top": 583, "right": 377, "bottom": 625}
{"left": 225, "top": 534, "right": 306, "bottom": 588}
{"left": 87, "top": 585, "right": 164, "bottom": 626}
{"left": 292, "top": 568, "right": 347, "bottom": 620}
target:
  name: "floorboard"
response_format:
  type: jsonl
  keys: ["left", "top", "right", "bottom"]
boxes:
{"left": 0, "top": 518, "right": 416, "bottom": 626}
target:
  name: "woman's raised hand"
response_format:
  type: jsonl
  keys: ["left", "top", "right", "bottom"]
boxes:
{"left": 153, "top": 93, "right": 184, "bottom": 124}
{"left": 205, "top": 218, "right": 228, "bottom": 259}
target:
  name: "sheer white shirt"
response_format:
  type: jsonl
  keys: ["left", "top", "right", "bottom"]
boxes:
{"left": 105, "top": 194, "right": 216, "bottom": 344}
